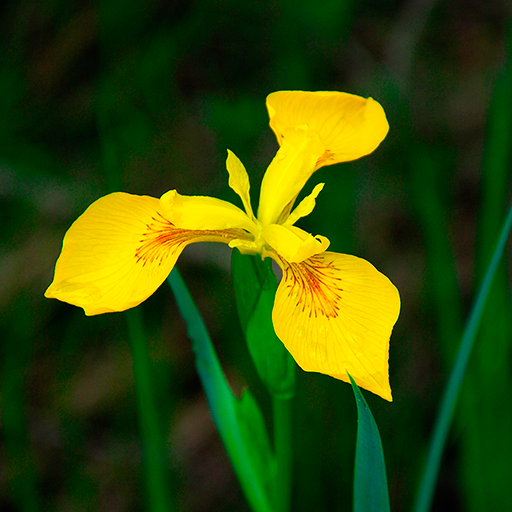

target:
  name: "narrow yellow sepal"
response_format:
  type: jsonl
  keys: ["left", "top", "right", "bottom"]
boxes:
{"left": 266, "top": 91, "right": 389, "bottom": 169}
{"left": 271, "top": 251, "right": 400, "bottom": 401}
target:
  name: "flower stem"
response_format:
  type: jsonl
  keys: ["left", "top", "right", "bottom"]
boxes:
{"left": 273, "top": 395, "right": 293, "bottom": 512}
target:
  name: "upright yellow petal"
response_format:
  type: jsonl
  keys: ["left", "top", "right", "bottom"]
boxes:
{"left": 45, "top": 192, "right": 246, "bottom": 315}
{"left": 272, "top": 252, "right": 400, "bottom": 400}
{"left": 266, "top": 91, "right": 389, "bottom": 169}
{"left": 257, "top": 126, "right": 325, "bottom": 226}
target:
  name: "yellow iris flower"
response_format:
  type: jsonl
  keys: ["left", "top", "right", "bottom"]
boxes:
{"left": 46, "top": 91, "right": 400, "bottom": 401}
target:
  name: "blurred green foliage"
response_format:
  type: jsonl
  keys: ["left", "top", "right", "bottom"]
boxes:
{"left": 1, "top": 0, "right": 511, "bottom": 511}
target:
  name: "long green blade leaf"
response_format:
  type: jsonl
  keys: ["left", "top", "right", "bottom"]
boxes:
{"left": 167, "top": 269, "right": 274, "bottom": 512}
{"left": 350, "top": 375, "right": 390, "bottom": 512}
{"left": 126, "top": 309, "right": 173, "bottom": 512}
{"left": 414, "top": 200, "right": 512, "bottom": 512}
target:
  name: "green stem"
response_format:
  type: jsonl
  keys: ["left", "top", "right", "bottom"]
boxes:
{"left": 413, "top": 200, "right": 512, "bottom": 512}
{"left": 273, "top": 396, "right": 293, "bottom": 512}
{"left": 126, "top": 308, "right": 172, "bottom": 512}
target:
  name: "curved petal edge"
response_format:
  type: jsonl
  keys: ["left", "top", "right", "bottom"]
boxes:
{"left": 272, "top": 251, "right": 400, "bottom": 401}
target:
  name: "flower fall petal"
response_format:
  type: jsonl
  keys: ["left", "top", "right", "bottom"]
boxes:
{"left": 272, "top": 251, "right": 400, "bottom": 400}
{"left": 45, "top": 192, "right": 244, "bottom": 315}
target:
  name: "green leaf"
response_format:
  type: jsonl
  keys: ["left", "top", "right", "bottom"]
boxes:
{"left": 413, "top": 200, "right": 512, "bottom": 512}
{"left": 236, "top": 390, "right": 277, "bottom": 484}
{"left": 126, "top": 309, "right": 173, "bottom": 512}
{"left": 231, "top": 250, "right": 295, "bottom": 398}
{"left": 350, "top": 375, "right": 390, "bottom": 512}
{"left": 167, "top": 269, "right": 274, "bottom": 512}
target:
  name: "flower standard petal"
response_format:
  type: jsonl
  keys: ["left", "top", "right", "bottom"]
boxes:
{"left": 45, "top": 192, "right": 250, "bottom": 315}
{"left": 257, "top": 126, "right": 325, "bottom": 226}
{"left": 266, "top": 91, "right": 389, "bottom": 169}
{"left": 271, "top": 251, "right": 400, "bottom": 401}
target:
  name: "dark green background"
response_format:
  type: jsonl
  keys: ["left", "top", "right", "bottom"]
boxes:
{"left": 1, "top": 0, "right": 511, "bottom": 510}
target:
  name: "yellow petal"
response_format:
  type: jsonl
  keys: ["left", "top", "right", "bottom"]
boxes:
{"left": 284, "top": 182, "right": 324, "bottom": 226}
{"left": 272, "top": 251, "right": 400, "bottom": 400}
{"left": 228, "top": 238, "right": 260, "bottom": 255}
{"left": 160, "top": 189, "right": 258, "bottom": 237}
{"left": 45, "top": 192, "right": 245, "bottom": 315}
{"left": 226, "top": 149, "right": 255, "bottom": 220}
{"left": 266, "top": 91, "right": 389, "bottom": 169}
{"left": 263, "top": 224, "right": 329, "bottom": 263}
{"left": 257, "top": 126, "right": 325, "bottom": 226}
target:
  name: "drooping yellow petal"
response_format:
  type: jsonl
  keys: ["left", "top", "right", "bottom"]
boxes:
{"left": 45, "top": 192, "right": 248, "bottom": 315}
{"left": 263, "top": 224, "right": 329, "bottom": 263}
{"left": 284, "top": 182, "right": 324, "bottom": 226}
{"left": 160, "top": 189, "right": 258, "bottom": 237}
{"left": 272, "top": 251, "right": 400, "bottom": 400}
{"left": 266, "top": 91, "right": 389, "bottom": 170}
{"left": 257, "top": 126, "right": 325, "bottom": 226}
{"left": 226, "top": 149, "right": 255, "bottom": 220}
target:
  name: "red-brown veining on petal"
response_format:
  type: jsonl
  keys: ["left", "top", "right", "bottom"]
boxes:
{"left": 315, "top": 149, "right": 334, "bottom": 170}
{"left": 284, "top": 254, "right": 343, "bottom": 318}
{"left": 135, "top": 213, "right": 248, "bottom": 267}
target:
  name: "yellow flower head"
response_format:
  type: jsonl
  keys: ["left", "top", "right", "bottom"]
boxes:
{"left": 46, "top": 91, "right": 400, "bottom": 401}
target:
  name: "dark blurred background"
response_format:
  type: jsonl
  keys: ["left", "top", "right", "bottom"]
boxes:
{"left": 1, "top": 0, "right": 512, "bottom": 510}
